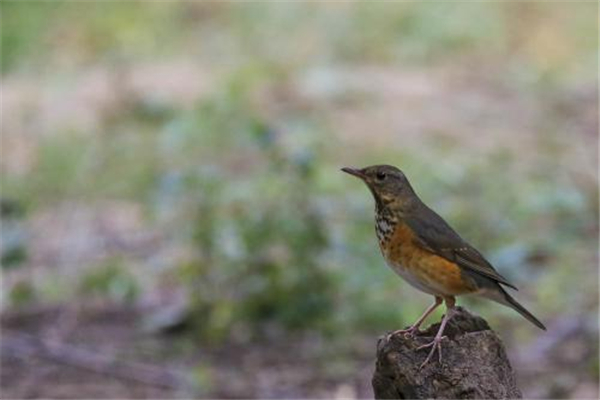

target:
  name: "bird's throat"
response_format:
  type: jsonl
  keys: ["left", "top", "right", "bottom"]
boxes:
{"left": 375, "top": 207, "right": 399, "bottom": 245}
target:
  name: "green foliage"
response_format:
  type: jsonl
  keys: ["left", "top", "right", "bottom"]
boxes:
{"left": 1, "top": 1, "right": 56, "bottom": 72}
{"left": 162, "top": 84, "right": 337, "bottom": 341}
{"left": 9, "top": 281, "right": 36, "bottom": 307}
{"left": 1, "top": 245, "right": 27, "bottom": 269}
{"left": 1, "top": 199, "right": 29, "bottom": 269}
{"left": 5, "top": 2, "right": 596, "bottom": 83}
{"left": 1, "top": 2, "right": 183, "bottom": 72}
{"left": 79, "top": 259, "right": 139, "bottom": 304}
{"left": 189, "top": 363, "right": 213, "bottom": 396}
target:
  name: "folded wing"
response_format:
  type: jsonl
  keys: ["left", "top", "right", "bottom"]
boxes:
{"left": 404, "top": 205, "right": 518, "bottom": 290}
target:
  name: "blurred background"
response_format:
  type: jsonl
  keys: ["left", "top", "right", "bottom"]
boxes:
{"left": 1, "top": 2, "right": 598, "bottom": 398}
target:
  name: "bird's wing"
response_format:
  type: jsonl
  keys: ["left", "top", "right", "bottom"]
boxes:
{"left": 404, "top": 205, "right": 518, "bottom": 290}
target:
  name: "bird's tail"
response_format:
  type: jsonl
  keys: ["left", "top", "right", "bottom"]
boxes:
{"left": 483, "top": 286, "right": 546, "bottom": 330}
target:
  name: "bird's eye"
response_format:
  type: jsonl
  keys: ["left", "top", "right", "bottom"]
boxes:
{"left": 375, "top": 172, "right": 386, "bottom": 181}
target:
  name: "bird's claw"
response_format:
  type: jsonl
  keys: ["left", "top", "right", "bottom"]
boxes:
{"left": 386, "top": 326, "right": 420, "bottom": 342}
{"left": 393, "top": 326, "right": 421, "bottom": 338}
{"left": 417, "top": 335, "right": 447, "bottom": 369}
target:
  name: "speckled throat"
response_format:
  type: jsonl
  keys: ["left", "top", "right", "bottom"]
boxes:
{"left": 375, "top": 206, "right": 399, "bottom": 245}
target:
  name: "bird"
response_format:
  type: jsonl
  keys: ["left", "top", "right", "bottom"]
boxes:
{"left": 342, "top": 164, "right": 545, "bottom": 368}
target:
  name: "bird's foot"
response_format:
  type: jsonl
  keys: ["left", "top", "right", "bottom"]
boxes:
{"left": 417, "top": 335, "right": 447, "bottom": 369}
{"left": 390, "top": 325, "right": 421, "bottom": 338}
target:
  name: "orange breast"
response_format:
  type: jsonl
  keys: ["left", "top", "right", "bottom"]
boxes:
{"left": 380, "top": 223, "right": 477, "bottom": 296}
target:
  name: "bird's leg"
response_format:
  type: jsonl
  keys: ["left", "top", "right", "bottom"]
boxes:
{"left": 391, "top": 296, "right": 442, "bottom": 337}
{"left": 417, "top": 297, "right": 456, "bottom": 368}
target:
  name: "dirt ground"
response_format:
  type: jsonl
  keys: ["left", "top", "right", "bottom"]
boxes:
{"left": 3, "top": 302, "right": 599, "bottom": 399}
{"left": 1, "top": 305, "right": 375, "bottom": 399}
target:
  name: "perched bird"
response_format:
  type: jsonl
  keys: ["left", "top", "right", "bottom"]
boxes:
{"left": 342, "top": 165, "right": 545, "bottom": 367}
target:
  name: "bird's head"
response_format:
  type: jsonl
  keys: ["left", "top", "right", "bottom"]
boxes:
{"left": 341, "top": 164, "right": 418, "bottom": 212}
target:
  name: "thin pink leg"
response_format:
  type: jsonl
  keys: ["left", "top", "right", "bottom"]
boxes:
{"left": 417, "top": 297, "right": 456, "bottom": 368}
{"left": 392, "top": 296, "right": 443, "bottom": 337}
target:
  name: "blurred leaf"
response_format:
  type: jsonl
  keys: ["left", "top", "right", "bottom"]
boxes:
{"left": 79, "top": 259, "right": 139, "bottom": 304}
{"left": 1, "top": 246, "right": 27, "bottom": 269}
{"left": 9, "top": 281, "right": 36, "bottom": 306}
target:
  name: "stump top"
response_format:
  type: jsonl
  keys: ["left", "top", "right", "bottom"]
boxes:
{"left": 373, "top": 307, "right": 522, "bottom": 399}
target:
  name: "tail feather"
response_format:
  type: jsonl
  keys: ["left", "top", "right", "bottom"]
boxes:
{"left": 483, "top": 286, "right": 547, "bottom": 330}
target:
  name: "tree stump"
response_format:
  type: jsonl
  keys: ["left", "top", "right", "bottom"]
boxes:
{"left": 372, "top": 307, "right": 522, "bottom": 399}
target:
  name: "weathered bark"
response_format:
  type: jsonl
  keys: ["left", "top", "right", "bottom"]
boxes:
{"left": 372, "top": 306, "right": 522, "bottom": 399}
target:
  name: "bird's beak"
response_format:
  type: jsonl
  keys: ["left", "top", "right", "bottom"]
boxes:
{"left": 341, "top": 167, "right": 367, "bottom": 180}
